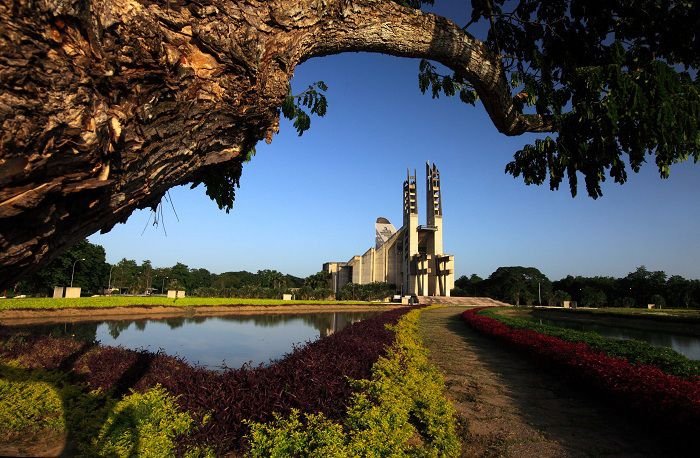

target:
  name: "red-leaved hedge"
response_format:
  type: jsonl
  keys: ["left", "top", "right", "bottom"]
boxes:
{"left": 1, "top": 307, "right": 409, "bottom": 454}
{"left": 462, "top": 308, "right": 700, "bottom": 440}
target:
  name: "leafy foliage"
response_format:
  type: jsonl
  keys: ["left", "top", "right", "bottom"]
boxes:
{"left": 190, "top": 158, "right": 245, "bottom": 213}
{"left": 453, "top": 265, "right": 700, "bottom": 309}
{"left": 553, "top": 265, "right": 700, "bottom": 308}
{"left": 247, "top": 307, "right": 460, "bottom": 457}
{"left": 337, "top": 282, "right": 396, "bottom": 301}
{"left": 452, "top": 266, "right": 551, "bottom": 305}
{"left": 247, "top": 410, "right": 346, "bottom": 457}
{"left": 16, "top": 239, "right": 109, "bottom": 296}
{"left": 0, "top": 363, "right": 66, "bottom": 441}
{"left": 0, "top": 360, "right": 119, "bottom": 456}
{"left": 93, "top": 386, "right": 208, "bottom": 458}
{"left": 281, "top": 81, "right": 329, "bottom": 136}
{"left": 418, "top": 60, "right": 479, "bottom": 105}
{"left": 422, "top": 0, "right": 700, "bottom": 197}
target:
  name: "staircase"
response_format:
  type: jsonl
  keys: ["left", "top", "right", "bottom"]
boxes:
{"left": 418, "top": 296, "right": 511, "bottom": 307}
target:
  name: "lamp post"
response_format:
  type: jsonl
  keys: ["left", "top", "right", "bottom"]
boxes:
{"left": 70, "top": 258, "right": 86, "bottom": 287}
{"left": 161, "top": 276, "right": 169, "bottom": 295}
{"left": 107, "top": 265, "right": 115, "bottom": 294}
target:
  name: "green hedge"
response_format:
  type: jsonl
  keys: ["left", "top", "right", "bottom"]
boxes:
{"left": 92, "top": 385, "right": 211, "bottom": 458}
{"left": 0, "top": 362, "right": 109, "bottom": 451}
{"left": 0, "top": 363, "right": 209, "bottom": 458}
{"left": 0, "top": 363, "right": 66, "bottom": 442}
{"left": 247, "top": 307, "right": 460, "bottom": 457}
{"left": 484, "top": 309, "right": 700, "bottom": 378}
{"left": 336, "top": 282, "right": 396, "bottom": 301}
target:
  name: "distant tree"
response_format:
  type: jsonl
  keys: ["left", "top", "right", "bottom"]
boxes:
{"left": 169, "top": 263, "right": 191, "bottom": 290}
{"left": 623, "top": 266, "right": 667, "bottom": 307}
{"left": 16, "top": 240, "right": 109, "bottom": 296}
{"left": 580, "top": 287, "right": 607, "bottom": 308}
{"left": 691, "top": 281, "right": 700, "bottom": 308}
{"left": 188, "top": 268, "right": 213, "bottom": 290}
{"left": 139, "top": 260, "right": 154, "bottom": 293}
{"left": 649, "top": 294, "right": 667, "bottom": 309}
{"left": 211, "top": 271, "right": 258, "bottom": 289}
{"left": 666, "top": 275, "right": 692, "bottom": 308}
{"left": 113, "top": 259, "right": 139, "bottom": 293}
{"left": 295, "top": 286, "right": 334, "bottom": 301}
{"left": 283, "top": 274, "right": 305, "bottom": 289}
{"left": 621, "top": 297, "right": 636, "bottom": 308}
{"left": 485, "top": 267, "right": 551, "bottom": 306}
{"left": 304, "top": 271, "right": 332, "bottom": 290}
{"left": 257, "top": 270, "right": 286, "bottom": 289}
{"left": 337, "top": 282, "right": 395, "bottom": 301}
{"left": 453, "top": 274, "right": 485, "bottom": 296}
{"left": 548, "top": 290, "right": 571, "bottom": 307}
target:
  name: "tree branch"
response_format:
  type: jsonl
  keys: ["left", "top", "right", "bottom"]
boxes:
{"left": 301, "top": 0, "right": 554, "bottom": 135}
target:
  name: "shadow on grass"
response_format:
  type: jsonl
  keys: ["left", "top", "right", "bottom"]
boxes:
{"left": 0, "top": 342, "right": 154, "bottom": 456}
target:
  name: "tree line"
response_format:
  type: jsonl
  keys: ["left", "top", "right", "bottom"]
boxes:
{"left": 8, "top": 239, "right": 397, "bottom": 301}
{"left": 453, "top": 266, "right": 700, "bottom": 309}
{"left": 9, "top": 240, "right": 329, "bottom": 299}
{"left": 13, "top": 239, "right": 698, "bottom": 308}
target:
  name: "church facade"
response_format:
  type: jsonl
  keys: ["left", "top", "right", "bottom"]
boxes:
{"left": 323, "top": 163, "right": 455, "bottom": 297}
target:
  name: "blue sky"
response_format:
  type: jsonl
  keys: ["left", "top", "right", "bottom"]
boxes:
{"left": 89, "top": 4, "right": 700, "bottom": 281}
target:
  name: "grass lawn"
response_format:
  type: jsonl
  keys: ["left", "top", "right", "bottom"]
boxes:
{"left": 582, "top": 307, "right": 700, "bottom": 317}
{"left": 0, "top": 296, "right": 383, "bottom": 311}
{"left": 533, "top": 306, "right": 700, "bottom": 322}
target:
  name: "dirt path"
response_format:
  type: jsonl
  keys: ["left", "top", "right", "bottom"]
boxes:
{"left": 419, "top": 307, "right": 667, "bottom": 457}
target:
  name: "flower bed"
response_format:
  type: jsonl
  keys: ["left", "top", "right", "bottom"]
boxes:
{"left": 1, "top": 307, "right": 409, "bottom": 455}
{"left": 482, "top": 308, "right": 700, "bottom": 378}
{"left": 462, "top": 308, "right": 700, "bottom": 440}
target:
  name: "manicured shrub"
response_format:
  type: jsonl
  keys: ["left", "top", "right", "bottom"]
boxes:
{"left": 247, "top": 307, "right": 460, "bottom": 457}
{"left": 0, "top": 363, "right": 65, "bottom": 442}
{"left": 91, "top": 385, "right": 210, "bottom": 458}
{"left": 337, "top": 282, "right": 396, "bottom": 301}
{"left": 0, "top": 361, "right": 111, "bottom": 452}
{"left": 247, "top": 410, "right": 346, "bottom": 457}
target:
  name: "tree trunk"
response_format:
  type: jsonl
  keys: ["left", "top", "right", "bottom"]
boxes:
{"left": 0, "top": 0, "right": 552, "bottom": 289}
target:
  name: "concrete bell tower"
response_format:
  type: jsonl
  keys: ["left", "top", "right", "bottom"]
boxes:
{"left": 426, "top": 162, "right": 443, "bottom": 254}
{"left": 402, "top": 169, "right": 418, "bottom": 295}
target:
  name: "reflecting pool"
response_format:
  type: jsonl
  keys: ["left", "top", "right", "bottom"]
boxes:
{"left": 542, "top": 318, "right": 700, "bottom": 360}
{"left": 3, "top": 311, "right": 381, "bottom": 370}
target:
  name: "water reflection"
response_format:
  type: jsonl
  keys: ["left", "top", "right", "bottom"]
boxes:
{"left": 2, "top": 311, "right": 380, "bottom": 370}
{"left": 543, "top": 319, "right": 700, "bottom": 361}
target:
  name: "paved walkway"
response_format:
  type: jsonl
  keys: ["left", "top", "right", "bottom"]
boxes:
{"left": 419, "top": 307, "right": 666, "bottom": 457}
{"left": 418, "top": 296, "right": 510, "bottom": 307}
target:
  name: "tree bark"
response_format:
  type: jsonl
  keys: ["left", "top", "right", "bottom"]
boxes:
{"left": 0, "top": 0, "right": 553, "bottom": 289}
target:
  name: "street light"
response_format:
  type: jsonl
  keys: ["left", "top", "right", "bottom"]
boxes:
{"left": 161, "top": 276, "right": 169, "bottom": 295}
{"left": 107, "top": 264, "right": 115, "bottom": 294}
{"left": 70, "top": 258, "right": 86, "bottom": 287}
